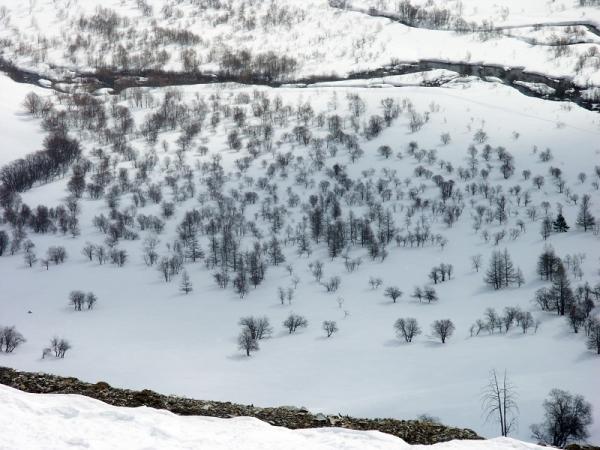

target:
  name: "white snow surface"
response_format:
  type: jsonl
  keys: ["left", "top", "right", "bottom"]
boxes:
{"left": 0, "top": 384, "right": 549, "bottom": 450}
{"left": 0, "top": 76, "right": 48, "bottom": 166}
{"left": 1, "top": 0, "right": 600, "bottom": 85}
{"left": 0, "top": 75, "right": 599, "bottom": 443}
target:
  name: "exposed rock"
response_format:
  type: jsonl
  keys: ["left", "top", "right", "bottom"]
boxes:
{"left": 0, "top": 366, "right": 481, "bottom": 445}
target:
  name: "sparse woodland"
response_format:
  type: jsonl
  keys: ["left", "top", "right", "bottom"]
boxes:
{"left": 0, "top": 1, "right": 599, "bottom": 441}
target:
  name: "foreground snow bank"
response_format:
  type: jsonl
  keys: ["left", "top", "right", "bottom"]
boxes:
{"left": 0, "top": 385, "right": 545, "bottom": 450}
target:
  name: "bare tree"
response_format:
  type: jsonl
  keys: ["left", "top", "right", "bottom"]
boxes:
{"left": 481, "top": 369, "right": 519, "bottom": 437}
{"left": 85, "top": 292, "right": 97, "bottom": 309}
{"left": 47, "top": 246, "right": 67, "bottom": 264}
{"left": 239, "top": 316, "right": 272, "bottom": 340}
{"left": 519, "top": 311, "right": 534, "bottom": 334}
{"left": 369, "top": 277, "right": 383, "bottom": 290}
{"left": 322, "top": 321, "right": 338, "bottom": 337}
{"left": 431, "top": 319, "right": 455, "bottom": 343}
{"left": 530, "top": 389, "right": 592, "bottom": 447}
{"left": 69, "top": 290, "right": 86, "bottom": 311}
{"left": 471, "top": 254, "right": 483, "bottom": 272}
{"left": 322, "top": 276, "right": 341, "bottom": 292}
{"left": 310, "top": 260, "right": 324, "bottom": 282}
{"left": 384, "top": 286, "right": 403, "bottom": 303}
{"left": 24, "top": 250, "right": 37, "bottom": 267}
{"left": 82, "top": 242, "right": 95, "bottom": 261}
{"left": 576, "top": 194, "right": 595, "bottom": 232}
{"left": 394, "top": 318, "right": 421, "bottom": 342}
{"left": 586, "top": 319, "right": 600, "bottom": 354}
{"left": 0, "top": 326, "right": 26, "bottom": 352}
{"left": 50, "top": 337, "right": 71, "bottom": 358}
{"left": 283, "top": 314, "right": 308, "bottom": 334}
{"left": 238, "top": 329, "right": 259, "bottom": 357}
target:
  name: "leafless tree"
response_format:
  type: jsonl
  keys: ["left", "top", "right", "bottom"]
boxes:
{"left": 322, "top": 321, "right": 338, "bottom": 337}
{"left": 384, "top": 286, "right": 403, "bottom": 303}
{"left": 471, "top": 254, "right": 483, "bottom": 272}
{"left": 431, "top": 319, "right": 455, "bottom": 343}
{"left": 394, "top": 318, "right": 421, "bottom": 342}
{"left": 322, "top": 276, "right": 341, "bottom": 292}
{"left": 587, "top": 319, "right": 600, "bottom": 354}
{"left": 24, "top": 250, "right": 37, "bottom": 267}
{"left": 531, "top": 389, "right": 592, "bottom": 447}
{"left": 69, "top": 290, "right": 86, "bottom": 311}
{"left": 283, "top": 314, "right": 308, "bottom": 333}
{"left": 238, "top": 329, "right": 259, "bottom": 357}
{"left": 82, "top": 242, "right": 95, "bottom": 261}
{"left": 239, "top": 316, "right": 272, "bottom": 340}
{"left": 85, "top": 292, "right": 97, "bottom": 309}
{"left": 481, "top": 369, "right": 519, "bottom": 437}
{"left": 50, "top": 337, "right": 71, "bottom": 358}
{"left": 0, "top": 326, "right": 26, "bottom": 352}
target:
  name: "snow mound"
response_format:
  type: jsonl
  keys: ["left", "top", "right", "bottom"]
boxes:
{"left": 0, "top": 384, "right": 546, "bottom": 450}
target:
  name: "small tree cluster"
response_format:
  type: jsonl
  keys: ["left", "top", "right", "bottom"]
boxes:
{"left": 0, "top": 326, "right": 26, "bottom": 352}
{"left": 50, "top": 337, "right": 71, "bottom": 358}
{"left": 411, "top": 286, "right": 438, "bottom": 303}
{"left": 470, "top": 307, "right": 536, "bottom": 336}
{"left": 428, "top": 263, "right": 454, "bottom": 284}
{"left": 69, "top": 290, "right": 97, "bottom": 311}
{"left": 484, "top": 249, "right": 524, "bottom": 290}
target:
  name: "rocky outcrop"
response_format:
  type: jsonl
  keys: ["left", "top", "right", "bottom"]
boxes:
{"left": 0, "top": 366, "right": 481, "bottom": 445}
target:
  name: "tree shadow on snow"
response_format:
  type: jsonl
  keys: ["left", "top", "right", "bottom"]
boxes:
{"left": 383, "top": 339, "right": 405, "bottom": 348}
{"left": 573, "top": 350, "right": 598, "bottom": 363}
{"left": 422, "top": 340, "right": 445, "bottom": 348}
{"left": 226, "top": 353, "right": 253, "bottom": 361}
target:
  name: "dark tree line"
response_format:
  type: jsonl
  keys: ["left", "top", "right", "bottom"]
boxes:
{"left": 0, "top": 134, "right": 81, "bottom": 194}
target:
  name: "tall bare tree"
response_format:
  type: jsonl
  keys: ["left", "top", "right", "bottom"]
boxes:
{"left": 481, "top": 369, "right": 519, "bottom": 437}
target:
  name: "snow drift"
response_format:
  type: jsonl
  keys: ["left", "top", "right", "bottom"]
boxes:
{"left": 0, "top": 384, "right": 549, "bottom": 450}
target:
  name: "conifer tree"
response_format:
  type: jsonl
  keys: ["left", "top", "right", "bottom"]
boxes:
{"left": 180, "top": 270, "right": 193, "bottom": 294}
{"left": 549, "top": 263, "right": 574, "bottom": 316}
{"left": 553, "top": 213, "right": 569, "bottom": 232}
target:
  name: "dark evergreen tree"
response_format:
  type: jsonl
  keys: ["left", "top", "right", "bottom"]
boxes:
{"left": 553, "top": 213, "right": 569, "bottom": 232}
{"left": 549, "top": 262, "right": 574, "bottom": 316}
{"left": 536, "top": 246, "right": 560, "bottom": 281}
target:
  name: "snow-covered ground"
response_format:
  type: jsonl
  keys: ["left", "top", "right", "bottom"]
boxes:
{"left": 0, "top": 68, "right": 598, "bottom": 446}
{"left": 0, "top": 76, "right": 48, "bottom": 166}
{"left": 352, "top": 0, "right": 600, "bottom": 26}
{"left": 1, "top": 0, "right": 600, "bottom": 85}
{"left": 0, "top": 384, "right": 555, "bottom": 450}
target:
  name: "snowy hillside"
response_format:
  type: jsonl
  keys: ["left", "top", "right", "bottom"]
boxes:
{"left": 0, "top": 69, "right": 598, "bottom": 443}
{"left": 0, "top": 0, "right": 599, "bottom": 447}
{"left": 0, "top": 384, "right": 552, "bottom": 450}
{"left": 1, "top": 0, "right": 600, "bottom": 86}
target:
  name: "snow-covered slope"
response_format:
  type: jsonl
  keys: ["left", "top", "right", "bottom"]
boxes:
{"left": 0, "top": 75, "right": 48, "bottom": 166}
{"left": 0, "top": 69, "right": 598, "bottom": 444}
{"left": 1, "top": 0, "right": 600, "bottom": 85}
{"left": 0, "top": 384, "right": 549, "bottom": 450}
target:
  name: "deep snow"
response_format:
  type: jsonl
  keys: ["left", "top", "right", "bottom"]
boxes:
{"left": 0, "top": 72, "right": 598, "bottom": 443}
{"left": 0, "top": 384, "right": 554, "bottom": 450}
